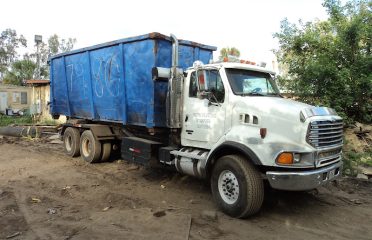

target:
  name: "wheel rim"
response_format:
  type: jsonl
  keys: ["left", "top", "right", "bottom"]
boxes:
{"left": 65, "top": 135, "right": 72, "bottom": 152}
{"left": 81, "top": 137, "right": 91, "bottom": 157}
{"left": 218, "top": 170, "right": 239, "bottom": 205}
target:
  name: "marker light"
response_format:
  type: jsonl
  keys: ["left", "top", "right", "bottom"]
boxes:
{"left": 219, "top": 57, "right": 265, "bottom": 67}
{"left": 277, "top": 152, "right": 293, "bottom": 165}
{"left": 193, "top": 60, "right": 204, "bottom": 69}
{"left": 260, "top": 128, "right": 267, "bottom": 139}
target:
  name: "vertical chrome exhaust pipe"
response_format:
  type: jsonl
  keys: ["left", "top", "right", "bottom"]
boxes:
{"left": 170, "top": 34, "right": 179, "bottom": 68}
{"left": 167, "top": 34, "right": 182, "bottom": 129}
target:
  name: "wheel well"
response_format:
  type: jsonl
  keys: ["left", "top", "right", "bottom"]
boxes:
{"left": 205, "top": 143, "right": 262, "bottom": 179}
{"left": 61, "top": 125, "right": 84, "bottom": 136}
{"left": 60, "top": 125, "right": 69, "bottom": 136}
{"left": 61, "top": 124, "right": 115, "bottom": 140}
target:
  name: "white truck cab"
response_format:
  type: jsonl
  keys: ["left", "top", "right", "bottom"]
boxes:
{"left": 170, "top": 61, "right": 343, "bottom": 217}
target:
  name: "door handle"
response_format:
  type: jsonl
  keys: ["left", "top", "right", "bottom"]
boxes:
{"left": 185, "top": 115, "right": 189, "bottom": 122}
{"left": 186, "top": 130, "right": 193, "bottom": 135}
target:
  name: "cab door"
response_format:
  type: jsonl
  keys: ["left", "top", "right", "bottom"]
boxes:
{"left": 181, "top": 69, "right": 226, "bottom": 148}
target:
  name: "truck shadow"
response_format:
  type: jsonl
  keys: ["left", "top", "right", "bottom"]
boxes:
{"left": 258, "top": 184, "right": 356, "bottom": 217}
{"left": 262, "top": 189, "right": 325, "bottom": 209}
{"left": 110, "top": 160, "right": 368, "bottom": 218}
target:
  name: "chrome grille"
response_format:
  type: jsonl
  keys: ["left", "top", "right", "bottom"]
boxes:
{"left": 317, "top": 148, "right": 342, "bottom": 167}
{"left": 307, "top": 120, "right": 343, "bottom": 149}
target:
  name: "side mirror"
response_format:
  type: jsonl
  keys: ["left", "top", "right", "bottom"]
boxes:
{"left": 197, "top": 91, "right": 211, "bottom": 100}
{"left": 197, "top": 70, "right": 208, "bottom": 91}
{"left": 198, "top": 91, "right": 220, "bottom": 107}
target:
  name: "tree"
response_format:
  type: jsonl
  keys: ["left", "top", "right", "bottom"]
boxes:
{"left": 0, "top": 31, "right": 76, "bottom": 82}
{"left": 48, "top": 34, "right": 76, "bottom": 55}
{"left": 3, "top": 59, "right": 36, "bottom": 85}
{"left": 219, "top": 47, "right": 241, "bottom": 60}
{"left": 26, "top": 34, "right": 77, "bottom": 79}
{"left": 274, "top": 0, "right": 372, "bottom": 123}
{"left": 0, "top": 29, "right": 27, "bottom": 77}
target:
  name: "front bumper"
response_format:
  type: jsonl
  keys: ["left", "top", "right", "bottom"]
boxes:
{"left": 266, "top": 161, "right": 342, "bottom": 191}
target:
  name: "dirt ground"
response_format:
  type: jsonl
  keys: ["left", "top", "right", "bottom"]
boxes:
{"left": 1, "top": 136, "right": 372, "bottom": 240}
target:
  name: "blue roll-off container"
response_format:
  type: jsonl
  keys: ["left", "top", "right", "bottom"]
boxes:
{"left": 50, "top": 33, "right": 216, "bottom": 128}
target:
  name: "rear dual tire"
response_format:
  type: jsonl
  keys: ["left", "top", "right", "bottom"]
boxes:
{"left": 79, "top": 130, "right": 112, "bottom": 163}
{"left": 80, "top": 130, "right": 102, "bottom": 163}
{"left": 63, "top": 127, "right": 81, "bottom": 157}
{"left": 101, "top": 142, "right": 112, "bottom": 162}
{"left": 63, "top": 128, "right": 111, "bottom": 163}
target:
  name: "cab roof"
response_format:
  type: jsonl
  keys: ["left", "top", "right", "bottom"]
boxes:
{"left": 189, "top": 62, "right": 276, "bottom": 75}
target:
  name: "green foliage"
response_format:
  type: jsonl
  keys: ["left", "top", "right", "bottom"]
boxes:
{"left": 48, "top": 34, "right": 59, "bottom": 55}
{"left": 274, "top": 0, "right": 372, "bottom": 123}
{"left": 0, "top": 115, "right": 33, "bottom": 127}
{"left": 34, "top": 34, "right": 77, "bottom": 78}
{"left": 0, "top": 29, "right": 27, "bottom": 75}
{"left": 0, "top": 31, "right": 77, "bottom": 82}
{"left": 48, "top": 34, "right": 76, "bottom": 56}
{"left": 23, "top": 53, "right": 49, "bottom": 79}
{"left": 3, "top": 59, "right": 36, "bottom": 85}
{"left": 0, "top": 115, "right": 58, "bottom": 127}
{"left": 219, "top": 47, "right": 241, "bottom": 60}
{"left": 37, "top": 118, "right": 58, "bottom": 126}
{"left": 343, "top": 150, "right": 372, "bottom": 176}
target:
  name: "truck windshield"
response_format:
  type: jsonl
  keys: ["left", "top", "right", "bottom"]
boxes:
{"left": 225, "top": 69, "right": 280, "bottom": 96}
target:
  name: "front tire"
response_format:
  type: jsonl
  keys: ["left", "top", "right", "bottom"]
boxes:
{"left": 211, "top": 155, "right": 264, "bottom": 218}
{"left": 80, "top": 130, "right": 102, "bottom": 163}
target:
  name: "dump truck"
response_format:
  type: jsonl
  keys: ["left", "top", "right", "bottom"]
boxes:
{"left": 50, "top": 32, "right": 343, "bottom": 218}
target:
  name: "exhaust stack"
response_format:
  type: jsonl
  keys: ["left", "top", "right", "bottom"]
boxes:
{"left": 166, "top": 34, "right": 183, "bottom": 129}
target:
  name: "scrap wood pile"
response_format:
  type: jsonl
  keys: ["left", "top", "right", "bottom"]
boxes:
{"left": 344, "top": 123, "right": 372, "bottom": 179}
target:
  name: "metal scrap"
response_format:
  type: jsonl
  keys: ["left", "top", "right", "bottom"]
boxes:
{"left": 6, "top": 232, "right": 21, "bottom": 239}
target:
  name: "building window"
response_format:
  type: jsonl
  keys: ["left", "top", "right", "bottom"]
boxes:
{"left": 21, "top": 92, "right": 27, "bottom": 104}
{"left": 12, "top": 92, "right": 20, "bottom": 103}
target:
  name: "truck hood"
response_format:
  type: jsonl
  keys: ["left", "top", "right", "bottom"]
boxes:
{"left": 232, "top": 96, "right": 313, "bottom": 145}
{"left": 235, "top": 96, "right": 311, "bottom": 121}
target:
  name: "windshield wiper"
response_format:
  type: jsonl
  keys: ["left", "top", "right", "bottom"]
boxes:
{"left": 241, "top": 92, "right": 265, "bottom": 96}
{"left": 267, "top": 92, "right": 282, "bottom": 97}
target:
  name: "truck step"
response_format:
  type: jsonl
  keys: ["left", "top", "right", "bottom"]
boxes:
{"left": 170, "top": 148, "right": 209, "bottom": 161}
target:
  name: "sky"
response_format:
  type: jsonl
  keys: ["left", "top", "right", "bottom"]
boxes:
{"left": 0, "top": 0, "right": 329, "bottom": 71}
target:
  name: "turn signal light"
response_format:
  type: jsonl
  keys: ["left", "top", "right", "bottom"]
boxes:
{"left": 277, "top": 152, "right": 293, "bottom": 165}
{"left": 260, "top": 128, "right": 267, "bottom": 139}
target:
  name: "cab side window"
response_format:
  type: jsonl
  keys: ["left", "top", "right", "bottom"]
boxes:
{"left": 206, "top": 70, "right": 225, "bottom": 103}
{"left": 189, "top": 69, "right": 225, "bottom": 103}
